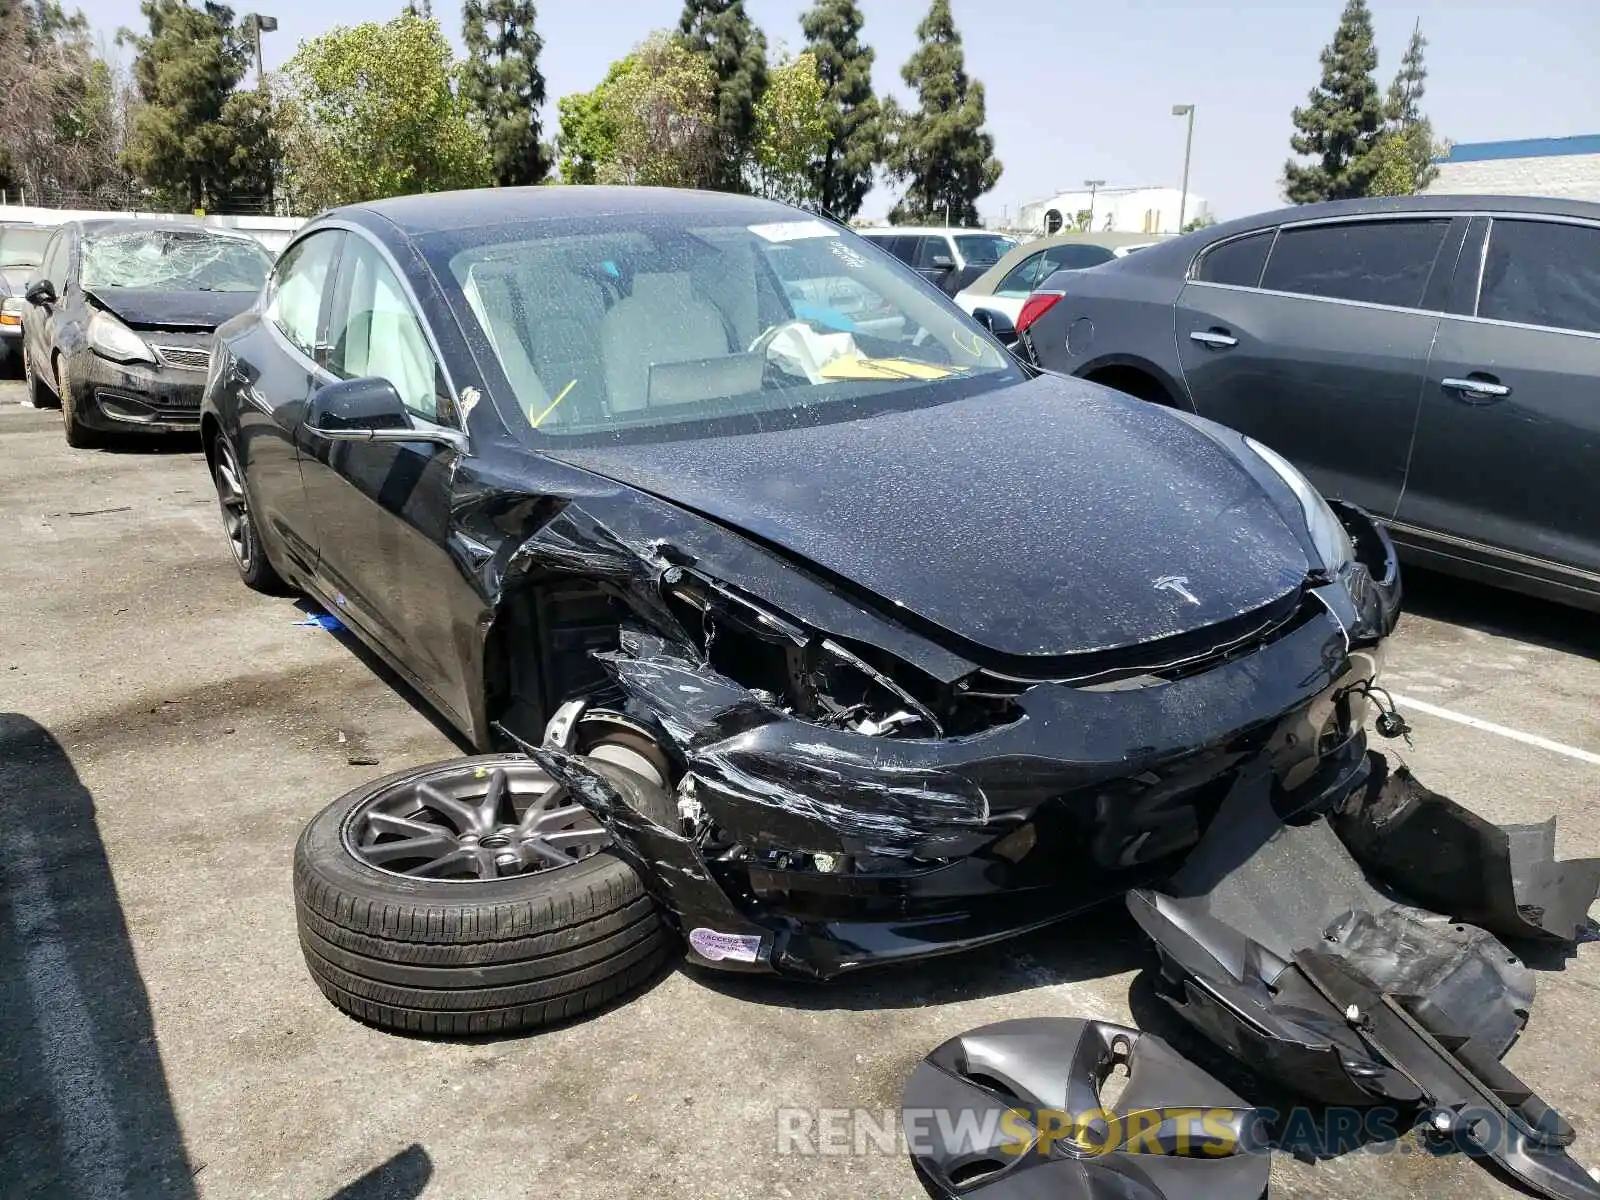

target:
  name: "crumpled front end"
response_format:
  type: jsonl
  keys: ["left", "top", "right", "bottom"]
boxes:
{"left": 500, "top": 497, "right": 1404, "bottom": 980}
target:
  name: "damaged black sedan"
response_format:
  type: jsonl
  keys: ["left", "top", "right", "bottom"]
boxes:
{"left": 202, "top": 188, "right": 1406, "bottom": 1032}
{"left": 24, "top": 219, "right": 274, "bottom": 447}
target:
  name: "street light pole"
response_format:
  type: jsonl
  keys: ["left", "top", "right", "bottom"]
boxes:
{"left": 1083, "top": 179, "right": 1104, "bottom": 231}
{"left": 244, "top": 13, "right": 278, "bottom": 91}
{"left": 1172, "top": 104, "right": 1195, "bottom": 233}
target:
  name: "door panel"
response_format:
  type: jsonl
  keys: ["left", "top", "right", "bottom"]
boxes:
{"left": 296, "top": 234, "right": 474, "bottom": 724}
{"left": 1399, "top": 218, "right": 1600, "bottom": 581}
{"left": 1174, "top": 283, "right": 1436, "bottom": 516}
{"left": 244, "top": 230, "right": 344, "bottom": 569}
{"left": 1173, "top": 217, "right": 1462, "bottom": 517}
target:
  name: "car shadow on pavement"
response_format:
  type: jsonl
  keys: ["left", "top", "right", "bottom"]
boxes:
{"left": 1401, "top": 566, "right": 1600, "bottom": 661}
{"left": 693, "top": 903, "right": 1155, "bottom": 1012}
{"left": 0, "top": 714, "right": 198, "bottom": 1199}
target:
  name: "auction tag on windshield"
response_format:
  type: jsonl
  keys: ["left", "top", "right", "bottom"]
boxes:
{"left": 748, "top": 220, "right": 838, "bottom": 243}
{"left": 689, "top": 927, "right": 766, "bottom": 963}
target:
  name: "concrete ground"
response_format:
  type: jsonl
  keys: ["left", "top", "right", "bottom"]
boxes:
{"left": 1, "top": 381, "right": 1596, "bottom": 1200}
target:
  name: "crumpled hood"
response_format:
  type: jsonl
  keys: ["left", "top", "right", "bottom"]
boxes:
{"left": 84, "top": 287, "right": 257, "bottom": 330}
{"left": 551, "top": 374, "right": 1312, "bottom": 660}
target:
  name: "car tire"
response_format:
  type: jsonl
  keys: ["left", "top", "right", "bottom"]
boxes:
{"left": 293, "top": 754, "right": 678, "bottom": 1036}
{"left": 55, "top": 360, "right": 99, "bottom": 448}
{"left": 211, "top": 433, "right": 288, "bottom": 594}
{"left": 23, "top": 343, "right": 58, "bottom": 410}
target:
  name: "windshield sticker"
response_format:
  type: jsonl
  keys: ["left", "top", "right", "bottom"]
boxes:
{"left": 817, "top": 355, "right": 964, "bottom": 382}
{"left": 748, "top": 220, "right": 839, "bottom": 244}
{"left": 688, "top": 927, "right": 765, "bottom": 963}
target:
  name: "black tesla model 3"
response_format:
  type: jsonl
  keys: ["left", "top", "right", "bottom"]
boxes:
{"left": 201, "top": 187, "right": 1403, "bottom": 1010}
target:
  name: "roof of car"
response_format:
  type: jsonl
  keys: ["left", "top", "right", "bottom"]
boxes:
{"left": 339, "top": 186, "right": 814, "bottom": 237}
{"left": 855, "top": 226, "right": 1012, "bottom": 238}
{"left": 70, "top": 217, "right": 254, "bottom": 240}
{"left": 1111, "top": 193, "right": 1600, "bottom": 277}
{"left": 961, "top": 233, "right": 1140, "bottom": 297}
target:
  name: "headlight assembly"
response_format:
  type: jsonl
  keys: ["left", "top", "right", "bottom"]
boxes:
{"left": 1244, "top": 436, "right": 1355, "bottom": 573}
{"left": 88, "top": 311, "right": 156, "bottom": 365}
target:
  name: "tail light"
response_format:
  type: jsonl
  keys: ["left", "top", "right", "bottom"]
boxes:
{"left": 1016, "top": 290, "right": 1065, "bottom": 335}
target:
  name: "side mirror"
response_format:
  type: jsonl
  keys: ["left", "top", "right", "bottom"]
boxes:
{"left": 306, "top": 376, "right": 467, "bottom": 451}
{"left": 24, "top": 279, "right": 56, "bottom": 307}
{"left": 972, "top": 307, "right": 1018, "bottom": 344}
{"left": 928, "top": 254, "right": 955, "bottom": 271}
{"left": 309, "top": 376, "right": 410, "bottom": 433}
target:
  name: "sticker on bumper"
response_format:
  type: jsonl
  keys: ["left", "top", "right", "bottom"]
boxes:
{"left": 689, "top": 927, "right": 764, "bottom": 963}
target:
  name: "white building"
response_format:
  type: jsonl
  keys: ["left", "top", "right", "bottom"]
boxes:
{"left": 1018, "top": 186, "right": 1211, "bottom": 237}
{"left": 1424, "top": 135, "right": 1600, "bottom": 202}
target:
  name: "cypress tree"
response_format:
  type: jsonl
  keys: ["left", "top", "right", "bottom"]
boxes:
{"left": 1283, "top": 0, "right": 1384, "bottom": 203}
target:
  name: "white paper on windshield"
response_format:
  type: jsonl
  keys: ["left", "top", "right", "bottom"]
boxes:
{"left": 747, "top": 220, "right": 838, "bottom": 243}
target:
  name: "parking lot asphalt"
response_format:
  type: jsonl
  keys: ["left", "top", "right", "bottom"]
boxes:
{"left": 2, "top": 381, "right": 1597, "bottom": 1200}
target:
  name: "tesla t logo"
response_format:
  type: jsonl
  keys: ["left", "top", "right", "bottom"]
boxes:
{"left": 1154, "top": 575, "right": 1201, "bottom": 606}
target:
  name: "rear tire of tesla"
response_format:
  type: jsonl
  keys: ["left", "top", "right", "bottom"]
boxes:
{"left": 293, "top": 754, "right": 678, "bottom": 1036}
{"left": 212, "top": 434, "right": 289, "bottom": 594}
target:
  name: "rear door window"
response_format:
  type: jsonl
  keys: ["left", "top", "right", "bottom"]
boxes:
{"left": 994, "top": 250, "right": 1047, "bottom": 297}
{"left": 1260, "top": 219, "right": 1451, "bottom": 308}
{"left": 1477, "top": 219, "right": 1600, "bottom": 335}
{"left": 266, "top": 230, "right": 342, "bottom": 359}
{"left": 1194, "top": 230, "right": 1275, "bottom": 287}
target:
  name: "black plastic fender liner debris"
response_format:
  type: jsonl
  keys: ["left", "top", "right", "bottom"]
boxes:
{"left": 1127, "top": 761, "right": 1600, "bottom": 1200}
{"left": 902, "top": 1018, "right": 1269, "bottom": 1199}
{"left": 1333, "top": 759, "right": 1600, "bottom": 945}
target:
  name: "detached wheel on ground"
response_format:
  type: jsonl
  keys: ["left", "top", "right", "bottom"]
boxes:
{"left": 293, "top": 753, "right": 678, "bottom": 1036}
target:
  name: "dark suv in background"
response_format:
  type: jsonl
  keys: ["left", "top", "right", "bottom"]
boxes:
{"left": 1017, "top": 195, "right": 1600, "bottom": 611}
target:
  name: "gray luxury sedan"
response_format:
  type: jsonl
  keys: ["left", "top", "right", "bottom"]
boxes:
{"left": 1011, "top": 195, "right": 1600, "bottom": 612}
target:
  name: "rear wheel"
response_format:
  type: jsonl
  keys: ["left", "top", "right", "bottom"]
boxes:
{"left": 55, "top": 360, "right": 98, "bottom": 448}
{"left": 212, "top": 434, "right": 287, "bottom": 593}
{"left": 293, "top": 753, "right": 679, "bottom": 1036}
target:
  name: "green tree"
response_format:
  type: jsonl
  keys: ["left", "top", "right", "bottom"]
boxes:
{"left": 750, "top": 52, "right": 829, "bottom": 204}
{"left": 884, "top": 0, "right": 1000, "bottom": 226}
{"left": 1282, "top": 0, "right": 1384, "bottom": 203}
{"left": 798, "top": 0, "right": 879, "bottom": 220}
{"left": 122, "top": 0, "right": 269, "bottom": 211}
{"left": 1370, "top": 20, "right": 1440, "bottom": 196}
{"left": 556, "top": 58, "right": 632, "bottom": 184}
{"left": 593, "top": 33, "right": 719, "bottom": 188}
{"left": 677, "top": 0, "right": 766, "bottom": 190}
{"left": 278, "top": 13, "right": 490, "bottom": 214}
{"left": 462, "top": 0, "right": 549, "bottom": 187}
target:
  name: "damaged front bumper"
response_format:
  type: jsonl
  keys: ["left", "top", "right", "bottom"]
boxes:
{"left": 528, "top": 505, "right": 1405, "bottom": 981}
{"left": 67, "top": 340, "right": 210, "bottom": 433}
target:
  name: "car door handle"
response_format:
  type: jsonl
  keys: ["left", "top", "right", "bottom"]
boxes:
{"left": 1442, "top": 376, "right": 1511, "bottom": 401}
{"left": 1189, "top": 329, "right": 1238, "bottom": 349}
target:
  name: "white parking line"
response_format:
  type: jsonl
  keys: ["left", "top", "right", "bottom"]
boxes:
{"left": 1393, "top": 693, "right": 1600, "bottom": 767}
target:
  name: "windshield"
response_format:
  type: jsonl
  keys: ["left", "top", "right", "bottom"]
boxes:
{"left": 955, "top": 233, "right": 1017, "bottom": 266}
{"left": 0, "top": 228, "right": 50, "bottom": 268}
{"left": 434, "top": 211, "right": 1021, "bottom": 443}
{"left": 81, "top": 230, "right": 274, "bottom": 293}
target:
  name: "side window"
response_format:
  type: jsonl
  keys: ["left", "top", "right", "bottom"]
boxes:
{"left": 994, "top": 251, "right": 1046, "bottom": 297}
{"left": 1194, "top": 230, "right": 1275, "bottom": 287}
{"left": 1260, "top": 219, "right": 1450, "bottom": 308}
{"left": 1477, "top": 219, "right": 1600, "bottom": 335}
{"left": 1041, "top": 244, "right": 1116, "bottom": 273}
{"left": 325, "top": 237, "right": 444, "bottom": 423}
{"left": 41, "top": 231, "right": 67, "bottom": 286}
{"left": 884, "top": 236, "right": 918, "bottom": 265}
{"left": 266, "top": 231, "right": 341, "bottom": 357}
{"left": 913, "top": 237, "right": 953, "bottom": 269}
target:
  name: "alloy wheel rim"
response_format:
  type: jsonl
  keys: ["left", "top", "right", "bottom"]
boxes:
{"left": 214, "top": 442, "right": 253, "bottom": 570}
{"left": 342, "top": 760, "right": 611, "bottom": 882}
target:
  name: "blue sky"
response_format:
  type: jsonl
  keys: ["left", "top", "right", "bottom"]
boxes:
{"left": 76, "top": 0, "right": 1600, "bottom": 221}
